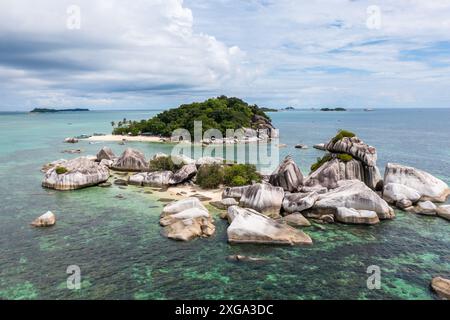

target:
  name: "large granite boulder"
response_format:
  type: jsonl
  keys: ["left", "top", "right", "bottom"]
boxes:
{"left": 282, "top": 192, "right": 319, "bottom": 214}
{"left": 42, "top": 157, "right": 109, "bottom": 190}
{"left": 281, "top": 213, "right": 311, "bottom": 227}
{"left": 41, "top": 159, "right": 67, "bottom": 173}
{"left": 160, "top": 199, "right": 215, "bottom": 241}
{"left": 239, "top": 183, "right": 284, "bottom": 218}
{"left": 111, "top": 148, "right": 148, "bottom": 172}
{"left": 169, "top": 164, "right": 197, "bottom": 185}
{"left": 305, "top": 158, "right": 382, "bottom": 190}
{"left": 195, "top": 157, "right": 224, "bottom": 166}
{"left": 335, "top": 207, "right": 380, "bottom": 225}
{"left": 431, "top": 277, "right": 450, "bottom": 300}
{"left": 222, "top": 185, "right": 250, "bottom": 201}
{"left": 210, "top": 198, "right": 238, "bottom": 210}
{"left": 96, "top": 147, "right": 116, "bottom": 161}
{"left": 128, "top": 171, "right": 173, "bottom": 187}
{"left": 325, "top": 136, "right": 377, "bottom": 167}
{"left": 406, "top": 201, "right": 437, "bottom": 216}
{"left": 31, "top": 211, "right": 56, "bottom": 227}
{"left": 226, "top": 206, "right": 312, "bottom": 245}
{"left": 310, "top": 180, "right": 395, "bottom": 220}
{"left": 384, "top": 163, "right": 450, "bottom": 202}
{"left": 437, "top": 205, "right": 450, "bottom": 221}
{"left": 269, "top": 156, "right": 303, "bottom": 192}
{"left": 383, "top": 183, "right": 421, "bottom": 205}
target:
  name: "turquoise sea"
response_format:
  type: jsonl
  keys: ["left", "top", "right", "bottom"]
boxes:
{"left": 0, "top": 109, "right": 449, "bottom": 300}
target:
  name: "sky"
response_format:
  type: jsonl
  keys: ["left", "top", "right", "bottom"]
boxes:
{"left": 1, "top": 0, "right": 450, "bottom": 111}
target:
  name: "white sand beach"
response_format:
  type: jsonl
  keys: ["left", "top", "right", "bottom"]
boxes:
{"left": 86, "top": 134, "right": 164, "bottom": 143}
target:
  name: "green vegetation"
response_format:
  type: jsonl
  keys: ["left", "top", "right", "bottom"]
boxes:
{"left": 149, "top": 156, "right": 183, "bottom": 172}
{"left": 55, "top": 166, "right": 68, "bottom": 174}
{"left": 196, "top": 164, "right": 224, "bottom": 189}
{"left": 112, "top": 96, "right": 272, "bottom": 137}
{"left": 337, "top": 153, "right": 353, "bottom": 162}
{"left": 321, "top": 107, "right": 346, "bottom": 112}
{"left": 30, "top": 108, "right": 89, "bottom": 113}
{"left": 260, "top": 107, "right": 278, "bottom": 112}
{"left": 223, "top": 164, "right": 261, "bottom": 187}
{"left": 310, "top": 154, "right": 332, "bottom": 172}
{"left": 332, "top": 129, "right": 356, "bottom": 143}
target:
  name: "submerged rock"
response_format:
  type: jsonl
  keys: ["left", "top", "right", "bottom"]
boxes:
{"left": 282, "top": 192, "right": 319, "bottom": 214}
{"left": 96, "top": 147, "right": 116, "bottom": 161}
{"left": 384, "top": 163, "right": 450, "bottom": 202}
{"left": 160, "top": 199, "right": 215, "bottom": 241}
{"left": 335, "top": 207, "right": 380, "bottom": 225}
{"left": 269, "top": 156, "right": 303, "bottom": 192}
{"left": 169, "top": 164, "right": 197, "bottom": 185}
{"left": 42, "top": 157, "right": 110, "bottom": 190}
{"left": 311, "top": 180, "right": 395, "bottom": 220}
{"left": 226, "top": 206, "right": 312, "bottom": 245}
{"left": 431, "top": 277, "right": 450, "bottom": 300}
{"left": 31, "top": 211, "right": 56, "bottom": 227}
{"left": 239, "top": 183, "right": 284, "bottom": 218}
{"left": 111, "top": 148, "right": 148, "bottom": 172}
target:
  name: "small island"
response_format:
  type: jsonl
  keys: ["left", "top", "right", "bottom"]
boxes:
{"left": 30, "top": 108, "right": 90, "bottom": 113}
{"left": 320, "top": 107, "right": 347, "bottom": 112}
{"left": 260, "top": 107, "right": 279, "bottom": 112}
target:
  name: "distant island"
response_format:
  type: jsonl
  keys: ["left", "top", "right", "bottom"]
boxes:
{"left": 112, "top": 96, "right": 276, "bottom": 139}
{"left": 320, "top": 107, "right": 346, "bottom": 112}
{"left": 260, "top": 107, "right": 279, "bottom": 112}
{"left": 282, "top": 107, "right": 296, "bottom": 111}
{"left": 30, "top": 108, "right": 90, "bottom": 113}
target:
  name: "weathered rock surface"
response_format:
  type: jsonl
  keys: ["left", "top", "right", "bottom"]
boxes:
{"left": 169, "top": 164, "right": 197, "bottom": 185}
{"left": 305, "top": 158, "right": 382, "bottom": 190}
{"left": 325, "top": 136, "right": 377, "bottom": 167}
{"left": 239, "top": 183, "right": 284, "bottom": 218}
{"left": 160, "top": 199, "right": 214, "bottom": 241}
{"left": 335, "top": 207, "right": 380, "bottom": 225}
{"left": 41, "top": 159, "right": 67, "bottom": 173}
{"left": 431, "top": 277, "right": 450, "bottom": 299}
{"left": 383, "top": 182, "right": 421, "bottom": 204}
{"left": 222, "top": 186, "right": 250, "bottom": 201}
{"left": 269, "top": 156, "right": 303, "bottom": 192}
{"left": 282, "top": 192, "right": 319, "bottom": 214}
{"left": 210, "top": 198, "right": 238, "bottom": 210}
{"left": 281, "top": 212, "right": 311, "bottom": 227}
{"left": 226, "top": 206, "right": 312, "bottom": 245}
{"left": 111, "top": 148, "right": 148, "bottom": 172}
{"left": 129, "top": 171, "right": 173, "bottom": 187}
{"left": 96, "top": 147, "right": 116, "bottom": 161}
{"left": 384, "top": 163, "right": 450, "bottom": 202}
{"left": 436, "top": 205, "right": 450, "bottom": 221}
{"left": 42, "top": 157, "right": 110, "bottom": 190}
{"left": 311, "top": 180, "right": 395, "bottom": 220}
{"left": 406, "top": 201, "right": 437, "bottom": 216}
{"left": 161, "top": 197, "right": 207, "bottom": 217}
{"left": 31, "top": 211, "right": 56, "bottom": 227}
{"left": 195, "top": 156, "right": 224, "bottom": 166}
{"left": 396, "top": 198, "right": 413, "bottom": 210}
{"left": 64, "top": 137, "right": 79, "bottom": 144}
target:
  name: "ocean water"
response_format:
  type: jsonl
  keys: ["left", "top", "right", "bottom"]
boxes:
{"left": 0, "top": 109, "right": 449, "bottom": 300}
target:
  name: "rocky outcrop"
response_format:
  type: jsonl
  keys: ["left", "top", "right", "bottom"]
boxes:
{"left": 269, "top": 156, "right": 303, "bottom": 192}
{"left": 195, "top": 157, "right": 224, "bottom": 166}
{"left": 406, "top": 201, "right": 437, "bottom": 216}
{"left": 210, "top": 198, "right": 238, "bottom": 210}
{"left": 96, "top": 147, "right": 115, "bottom": 161}
{"left": 310, "top": 180, "right": 395, "bottom": 220}
{"left": 383, "top": 183, "right": 421, "bottom": 206}
{"left": 282, "top": 192, "right": 319, "bottom": 214}
{"left": 305, "top": 158, "right": 382, "bottom": 190}
{"left": 42, "top": 157, "right": 110, "bottom": 190}
{"left": 111, "top": 148, "right": 148, "bottom": 172}
{"left": 64, "top": 137, "right": 79, "bottom": 144}
{"left": 226, "top": 206, "right": 312, "bottom": 245}
{"left": 335, "top": 207, "right": 380, "bottom": 225}
{"left": 31, "top": 211, "right": 56, "bottom": 227}
{"left": 281, "top": 213, "right": 311, "bottom": 227}
{"left": 239, "top": 183, "right": 284, "bottom": 218}
{"left": 169, "top": 164, "right": 197, "bottom": 185}
{"left": 41, "top": 159, "right": 67, "bottom": 173}
{"left": 437, "top": 205, "right": 450, "bottom": 221}
{"left": 222, "top": 186, "right": 250, "bottom": 201}
{"left": 128, "top": 171, "right": 173, "bottom": 187}
{"left": 431, "top": 277, "right": 450, "bottom": 299}
{"left": 160, "top": 198, "right": 215, "bottom": 241}
{"left": 325, "top": 136, "right": 377, "bottom": 167}
{"left": 384, "top": 163, "right": 450, "bottom": 202}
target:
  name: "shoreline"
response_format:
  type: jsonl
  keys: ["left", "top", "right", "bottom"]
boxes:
{"left": 86, "top": 134, "right": 165, "bottom": 143}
